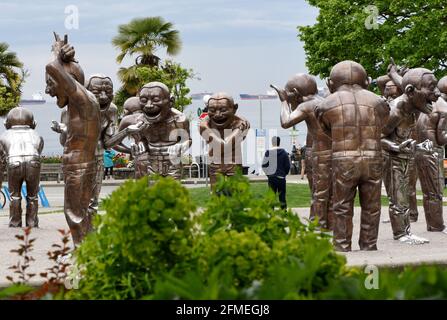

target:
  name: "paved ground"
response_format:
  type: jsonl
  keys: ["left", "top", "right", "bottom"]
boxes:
{"left": 1, "top": 175, "right": 446, "bottom": 287}
{"left": 1, "top": 205, "right": 447, "bottom": 286}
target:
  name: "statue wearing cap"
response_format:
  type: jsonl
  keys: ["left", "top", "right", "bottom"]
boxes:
{"left": 316, "top": 60, "right": 390, "bottom": 252}
{"left": 199, "top": 92, "right": 250, "bottom": 187}
{"left": 0, "top": 107, "right": 44, "bottom": 228}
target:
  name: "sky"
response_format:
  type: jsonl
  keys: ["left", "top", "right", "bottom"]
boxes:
{"left": 0, "top": 0, "right": 320, "bottom": 98}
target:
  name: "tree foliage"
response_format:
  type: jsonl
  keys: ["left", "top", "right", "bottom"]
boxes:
{"left": 112, "top": 16, "right": 181, "bottom": 66}
{"left": 112, "top": 16, "right": 194, "bottom": 114}
{"left": 298, "top": 0, "right": 447, "bottom": 79}
{"left": 114, "top": 60, "right": 194, "bottom": 113}
{"left": 0, "top": 42, "right": 25, "bottom": 116}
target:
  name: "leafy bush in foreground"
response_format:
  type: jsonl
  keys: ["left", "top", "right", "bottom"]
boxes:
{"left": 66, "top": 173, "right": 447, "bottom": 300}
{"left": 71, "top": 173, "right": 345, "bottom": 299}
{"left": 71, "top": 176, "right": 196, "bottom": 299}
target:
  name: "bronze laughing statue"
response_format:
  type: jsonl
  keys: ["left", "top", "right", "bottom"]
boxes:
{"left": 0, "top": 107, "right": 44, "bottom": 228}
{"left": 108, "top": 82, "right": 191, "bottom": 179}
{"left": 84, "top": 74, "right": 129, "bottom": 215}
{"left": 414, "top": 76, "right": 447, "bottom": 234}
{"left": 45, "top": 34, "right": 101, "bottom": 246}
{"left": 271, "top": 74, "right": 333, "bottom": 230}
{"left": 381, "top": 65, "right": 439, "bottom": 245}
{"left": 378, "top": 64, "right": 420, "bottom": 223}
{"left": 199, "top": 92, "right": 250, "bottom": 187}
{"left": 316, "top": 61, "right": 390, "bottom": 251}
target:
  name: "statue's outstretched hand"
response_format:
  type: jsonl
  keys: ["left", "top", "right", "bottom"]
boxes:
{"left": 127, "top": 121, "right": 147, "bottom": 134}
{"left": 270, "top": 84, "right": 288, "bottom": 102}
{"left": 51, "top": 120, "right": 66, "bottom": 134}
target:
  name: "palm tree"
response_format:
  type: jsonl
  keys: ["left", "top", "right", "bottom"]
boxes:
{"left": 112, "top": 16, "right": 182, "bottom": 68}
{"left": 0, "top": 42, "right": 24, "bottom": 94}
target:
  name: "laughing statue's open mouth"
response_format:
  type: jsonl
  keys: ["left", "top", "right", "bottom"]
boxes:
{"left": 144, "top": 106, "right": 162, "bottom": 120}
{"left": 212, "top": 117, "right": 228, "bottom": 125}
{"left": 424, "top": 98, "right": 434, "bottom": 113}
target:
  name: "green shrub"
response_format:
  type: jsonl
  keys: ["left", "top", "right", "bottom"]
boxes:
{"left": 320, "top": 265, "right": 447, "bottom": 300}
{"left": 200, "top": 173, "right": 305, "bottom": 246}
{"left": 71, "top": 172, "right": 347, "bottom": 300}
{"left": 72, "top": 176, "right": 196, "bottom": 299}
{"left": 195, "top": 229, "right": 272, "bottom": 288}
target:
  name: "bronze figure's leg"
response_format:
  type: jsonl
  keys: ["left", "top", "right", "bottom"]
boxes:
{"left": 311, "top": 152, "right": 332, "bottom": 229}
{"left": 208, "top": 163, "right": 218, "bottom": 187}
{"left": 88, "top": 157, "right": 104, "bottom": 216}
{"left": 63, "top": 163, "right": 96, "bottom": 246}
{"left": 388, "top": 156, "right": 411, "bottom": 239}
{"left": 332, "top": 158, "right": 359, "bottom": 252}
{"left": 307, "top": 149, "right": 316, "bottom": 221}
{"left": 358, "top": 158, "right": 382, "bottom": 251}
{"left": 134, "top": 154, "right": 149, "bottom": 179}
{"left": 8, "top": 162, "right": 24, "bottom": 228}
{"left": 25, "top": 160, "right": 41, "bottom": 227}
{"left": 417, "top": 150, "right": 446, "bottom": 231}
{"left": 305, "top": 147, "right": 313, "bottom": 190}
{"left": 408, "top": 157, "right": 419, "bottom": 222}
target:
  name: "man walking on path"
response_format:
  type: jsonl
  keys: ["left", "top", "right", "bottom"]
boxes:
{"left": 262, "top": 136, "right": 291, "bottom": 209}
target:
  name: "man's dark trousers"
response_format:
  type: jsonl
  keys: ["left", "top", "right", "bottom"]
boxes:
{"left": 268, "top": 176, "right": 287, "bottom": 209}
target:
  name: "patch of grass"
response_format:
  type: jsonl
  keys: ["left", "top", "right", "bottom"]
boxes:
{"left": 189, "top": 182, "right": 391, "bottom": 208}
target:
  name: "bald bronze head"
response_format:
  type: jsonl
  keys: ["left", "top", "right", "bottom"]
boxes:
{"left": 402, "top": 68, "right": 439, "bottom": 114}
{"left": 86, "top": 74, "right": 114, "bottom": 110}
{"left": 123, "top": 96, "right": 142, "bottom": 115}
{"left": 437, "top": 76, "right": 447, "bottom": 101}
{"left": 207, "top": 92, "right": 238, "bottom": 129}
{"left": 139, "top": 81, "right": 172, "bottom": 122}
{"left": 284, "top": 73, "right": 317, "bottom": 108}
{"left": 327, "top": 60, "right": 370, "bottom": 93}
{"left": 5, "top": 107, "right": 36, "bottom": 129}
{"left": 285, "top": 74, "right": 318, "bottom": 97}
{"left": 384, "top": 80, "right": 402, "bottom": 100}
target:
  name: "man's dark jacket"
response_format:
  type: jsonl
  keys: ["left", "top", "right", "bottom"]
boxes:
{"left": 262, "top": 148, "right": 291, "bottom": 177}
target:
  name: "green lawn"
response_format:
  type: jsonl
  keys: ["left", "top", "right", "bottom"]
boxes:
{"left": 188, "top": 182, "right": 392, "bottom": 208}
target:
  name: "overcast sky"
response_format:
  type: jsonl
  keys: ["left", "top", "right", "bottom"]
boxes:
{"left": 0, "top": 0, "right": 319, "bottom": 98}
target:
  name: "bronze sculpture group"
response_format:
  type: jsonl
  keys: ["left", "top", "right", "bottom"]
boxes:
{"left": 274, "top": 59, "right": 447, "bottom": 251}
{"left": 0, "top": 33, "right": 445, "bottom": 252}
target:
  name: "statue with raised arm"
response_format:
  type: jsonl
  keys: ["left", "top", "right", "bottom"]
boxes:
{"left": 45, "top": 33, "right": 100, "bottom": 246}
{"left": 108, "top": 82, "right": 191, "bottom": 179}
{"left": 316, "top": 61, "right": 390, "bottom": 252}
{"left": 381, "top": 64, "right": 439, "bottom": 245}
{"left": 199, "top": 92, "right": 250, "bottom": 187}
{"left": 270, "top": 74, "right": 333, "bottom": 230}
{"left": 0, "top": 107, "right": 44, "bottom": 228}
{"left": 414, "top": 76, "right": 447, "bottom": 234}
